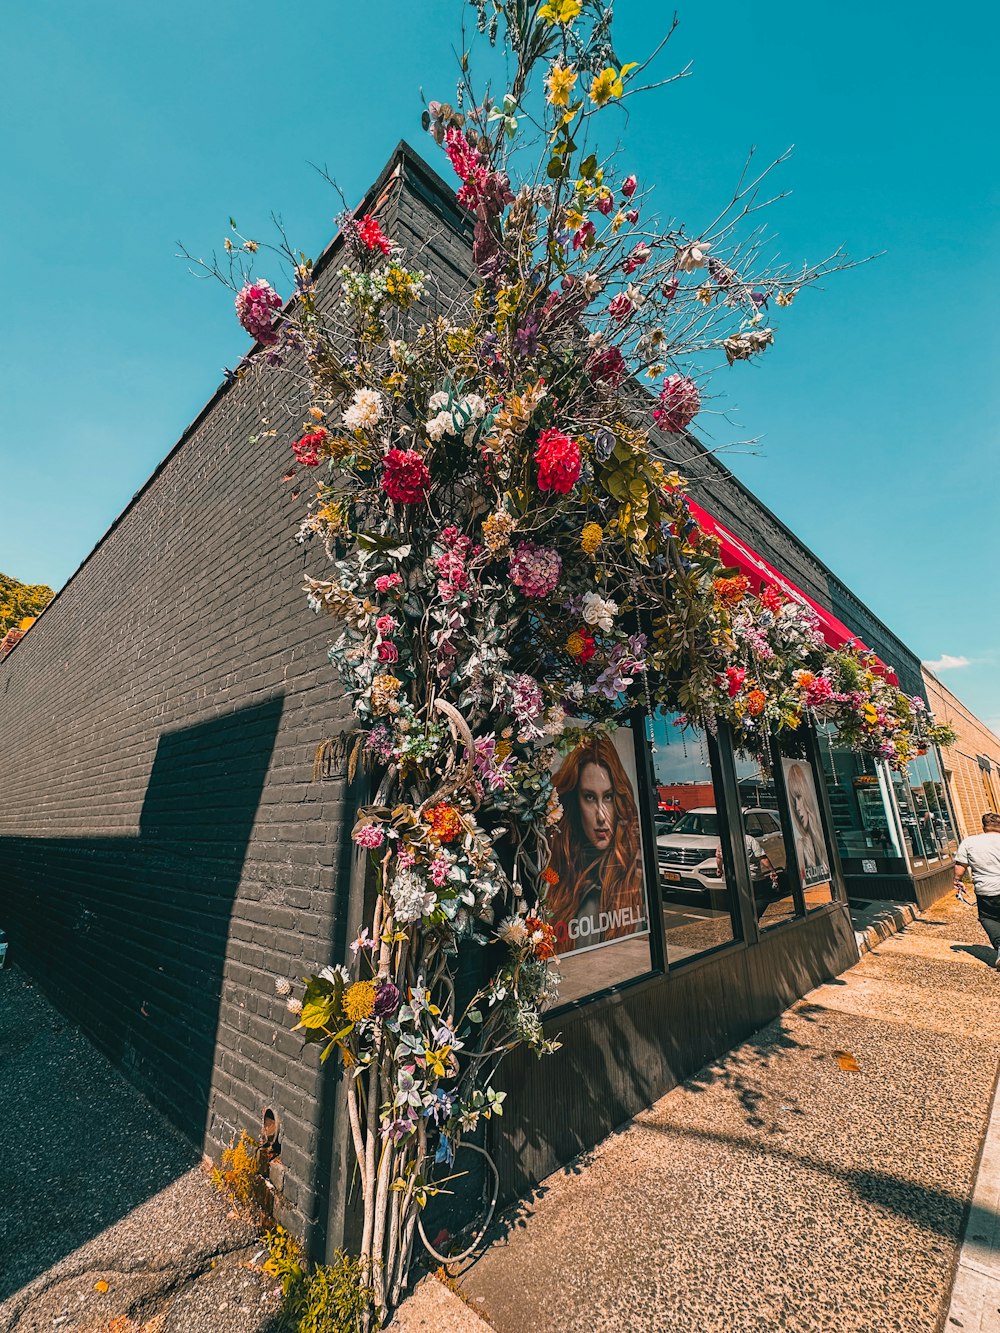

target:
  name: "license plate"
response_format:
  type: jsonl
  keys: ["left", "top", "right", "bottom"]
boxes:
{"left": 664, "top": 870, "right": 681, "bottom": 882}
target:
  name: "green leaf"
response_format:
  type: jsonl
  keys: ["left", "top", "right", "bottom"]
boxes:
{"left": 579, "top": 153, "right": 598, "bottom": 180}
{"left": 298, "top": 997, "right": 336, "bottom": 1030}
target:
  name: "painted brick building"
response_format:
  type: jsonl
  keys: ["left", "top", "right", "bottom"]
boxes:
{"left": 0, "top": 143, "right": 942, "bottom": 1255}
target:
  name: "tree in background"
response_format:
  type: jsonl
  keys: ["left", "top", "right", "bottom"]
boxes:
{"left": 0, "top": 573, "right": 53, "bottom": 641}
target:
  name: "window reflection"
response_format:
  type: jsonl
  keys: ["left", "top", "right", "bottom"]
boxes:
{"left": 651, "top": 711, "right": 738, "bottom": 963}
{"left": 734, "top": 754, "right": 801, "bottom": 928}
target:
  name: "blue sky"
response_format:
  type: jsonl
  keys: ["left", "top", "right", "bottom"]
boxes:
{"left": 2, "top": 1, "right": 997, "bottom": 725}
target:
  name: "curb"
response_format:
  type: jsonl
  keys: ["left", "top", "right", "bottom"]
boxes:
{"left": 852, "top": 900, "right": 920, "bottom": 955}
{"left": 943, "top": 1060, "right": 1000, "bottom": 1332}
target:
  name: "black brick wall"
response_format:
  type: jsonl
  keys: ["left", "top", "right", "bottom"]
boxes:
{"left": 0, "top": 142, "right": 922, "bottom": 1247}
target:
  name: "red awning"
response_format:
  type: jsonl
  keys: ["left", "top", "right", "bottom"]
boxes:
{"left": 685, "top": 498, "right": 899, "bottom": 685}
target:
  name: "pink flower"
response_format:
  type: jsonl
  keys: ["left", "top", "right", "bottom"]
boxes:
{"left": 353, "top": 824, "right": 385, "bottom": 849}
{"left": 608, "top": 293, "right": 633, "bottom": 321}
{"left": 652, "top": 374, "right": 701, "bottom": 433}
{"left": 572, "top": 221, "right": 595, "bottom": 251}
{"left": 357, "top": 214, "right": 393, "bottom": 256}
{"left": 509, "top": 542, "right": 562, "bottom": 599}
{"left": 534, "top": 428, "right": 581, "bottom": 494}
{"left": 624, "top": 209, "right": 639, "bottom": 224}
{"left": 381, "top": 448, "right": 431, "bottom": 504}
{"left": 596, "top": 193, "right": 614, "bottom": 216}
{"left": 662, "top": 277, "right": 679, "bottom": 302}
{"left": 235, "top": 279, "right": 282, "bottom": 346}
{"left": 430, "top": 855, "right": 450, "bottom": 888}
{"left": 374, "top": 573, "right": 403, "bottom": 594}
{"left": 378, "top": 642, "right": 399, "bottom": 663}
{"left": 623, "top": 243, "right": 650, "bottom": 276}
{"left": 588, "top": 345, "right": 627, "bottom": 387}
{"left": 375, "top": 615, "right": 397, "bottom": 637}
{"left": 622, "top": 174, "right": 638, "bottom": 198}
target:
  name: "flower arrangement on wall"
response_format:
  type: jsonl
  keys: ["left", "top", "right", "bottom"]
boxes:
{"left": 191, "top": 0, "right": 951, "bottom": 1319}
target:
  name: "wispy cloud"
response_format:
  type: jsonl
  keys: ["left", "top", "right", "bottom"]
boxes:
{"left": 923, "top": 654, "right": 972, "bottom": 672}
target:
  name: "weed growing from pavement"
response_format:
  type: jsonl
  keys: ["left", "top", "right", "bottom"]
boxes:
{"left": 263, "top": 1226, "right": 374, "bottom": 1333}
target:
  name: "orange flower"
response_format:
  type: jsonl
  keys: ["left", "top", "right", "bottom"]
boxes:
{"left": 541, "top": 866, "right": 560, "bottom": 886}
{"left": 427, "top": 802, "right": 462, "bottom": 844}
{"left": 713, "top": 575, "right": 750, "bottom": 608}
{"left": 525, "top": 913, "right": 557, "bottom": 961}
{"left": 746, "top": 689, "right": 767, "bottom": 717}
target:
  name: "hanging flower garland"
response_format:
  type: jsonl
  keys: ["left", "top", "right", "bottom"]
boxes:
{"left": 186, "top": 0, "right": 945, "bottom": 1320}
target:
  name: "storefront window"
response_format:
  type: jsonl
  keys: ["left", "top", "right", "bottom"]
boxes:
{"left": 819, "top": 728, "right": 905, "bottom": 872}
{"left": 651, "top": 711, "right": 739, "bottom": 963}
{"left": 907, "top": 749, "right": 957, "bottom": 856}
{"left": 734, "top": 753, "right": 801, "bottom": 929}
{"left": 548, "top": 723, "right": 655, "bottom": 1005}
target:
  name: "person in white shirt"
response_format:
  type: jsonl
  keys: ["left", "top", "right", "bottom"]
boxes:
{"left": 954, "top": 811, "right": 1000, "bottom": 970}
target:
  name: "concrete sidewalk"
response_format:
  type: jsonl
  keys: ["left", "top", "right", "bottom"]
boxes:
{"left": 3, "top": 891, "right": 998, "bottom": 1333}
{"left": 455, "top": 892, "right": 1000, "bottom": 1333}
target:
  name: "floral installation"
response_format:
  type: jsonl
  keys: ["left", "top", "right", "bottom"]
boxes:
{"left": 182, "top": 0, "right": 937, "bottom": 1321}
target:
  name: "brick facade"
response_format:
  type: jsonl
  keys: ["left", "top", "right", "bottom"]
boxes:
{"left": 0, "top": 142, "right": 926, "bottom": 1250}
{"left": 923, "top": 669, "right": 1000, "bottom": 840}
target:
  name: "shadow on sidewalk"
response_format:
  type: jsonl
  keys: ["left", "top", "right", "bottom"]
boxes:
{"left": 0, "top": 698, "right": 283, "bottom": 1302}
{"left": 951, "top": 942, "right": 997, "bottom": 967}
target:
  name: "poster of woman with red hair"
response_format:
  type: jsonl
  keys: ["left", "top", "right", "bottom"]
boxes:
{"left": 546, "top": 730, "right": 649, "bottom": 956}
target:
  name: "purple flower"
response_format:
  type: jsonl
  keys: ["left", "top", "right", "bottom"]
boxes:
{"left": 373, "top": 980, "right": 401, "bottom": 1019}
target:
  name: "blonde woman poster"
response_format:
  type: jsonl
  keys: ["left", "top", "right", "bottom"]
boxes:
{"left": 781, "top": 758, "right": 831, "bottom": 889}
{"left": 546, "top": 730, "right": 649, "bottom": 957}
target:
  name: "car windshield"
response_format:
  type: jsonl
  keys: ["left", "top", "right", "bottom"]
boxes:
{"left": 670, "top": 812, "right": 720, "bottom": 837}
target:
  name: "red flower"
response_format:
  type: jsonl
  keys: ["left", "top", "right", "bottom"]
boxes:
{"left": 357, "top": 214, "right": 392, "bottom": 256}
{"left": 291, "top": 428, "right": 327, "bottom": 467}
{"left": 427, "top": 803, "right": 462, "bottom": 844}
{"left": 622, "top": 174, "right": 638, "bottom": 198}
{"left": 725, "top": 666, "right": 746, "bottom": 698}
{"left": 572, "top": 221, "right": 596, "bottom": 250}
{"left": 377, "top": 642, "right": 399, "bottom": 663}
{"left": 758, "top": 585, "right": 784, "bottom": 615}
{"left": 534, "top": 429, "right": 581, "bottom": 495}
{"left": 381, "top": 448, "right": 431, "bottom": 505}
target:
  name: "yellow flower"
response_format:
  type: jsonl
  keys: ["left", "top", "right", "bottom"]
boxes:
{"left": 611, "top": 210, "right": 626, "bottom": 234}
{"left": 343, "top": 981, "right": 376, "bottom": 1022}
{"left": 546, "top": 61, "right": 578, "bottom": 106}
{"left": 564, "top": 207, "right": 585, "bottom": 231}
{"left": 589, "top": 62, "right": 638, "bottom": 108}
{"left": 581, "top": 522, "right": 604, "bottom": 556}
{"left": 696, "top": 284, "right": 714, "bottom": 305}
{"left": 862, "top": 703, "right": 878, "bottom": 725}
{"left": 539, "top": 0, "right": 582, "bottom": 24}
{"left": 566, "top": 631, "right": 585, "bottom": 658}
{"left": 308, "top": 406, "right": 325, "bottom": 420}
{"left": 495, "top": 738, "right": 513, "bottom": 762}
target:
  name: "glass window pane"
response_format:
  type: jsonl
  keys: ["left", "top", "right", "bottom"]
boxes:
{"left": 818, "top": 727, "right": 905, "bottom": 867}
{"left": 547, "top": 725, "right": 654, "bottom": 1005}
{"left": 734, "top": 752, "right": 800, "bottom": 929}
{"left": 651, "top": 711, "right": 739, "bottom": 963}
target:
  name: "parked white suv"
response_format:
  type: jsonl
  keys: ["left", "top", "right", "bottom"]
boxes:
{"left": 656, "top": 807, "right": 786, "bottom": 897}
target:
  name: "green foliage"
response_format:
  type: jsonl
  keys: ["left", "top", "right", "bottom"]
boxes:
{"left": 264, "top": 1227, "right": 374, "bottom": 1333}
{"left": 0, "top": 572, "right": 54, "bottom": 636}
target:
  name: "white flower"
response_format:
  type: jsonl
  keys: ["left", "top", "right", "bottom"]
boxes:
{"left": 274, "top": 976, "right": 292, "bottom": 996}
{"left": 587, "top": 331, "right": 605, "bottom": 348}
{"left": 425, "top": 410, "right": 453, "bottom": 441}
{"left": 625, "top": 283, "right": 646, "bottom": 310}
{"left": 319, "top": 964, "right": 350, "bottom": 984}
{"left": 497, "top": 917, "right": 529, "bottom": 946}
{"left": 543, "top": 704, "right": 567, "bottom": 738}
{"left": 390, "top": 869, "right": 436, "bottom": 924}
{"left": 461, "top": 393, "right": 487, "bottom": 420}
{"left": 343, "top": 388, "right": 384, "bottom": 432}
{"left": 581, "top": 274, "right": 603, "bottom": 300}
{"left": 581, "top": 591, "right": 618, "bottom": 634}
{"left": 286, "top": 996, "right": 303, "bottom": 1016}
{"left": 428, "top": 391, "right": 450, "bottom": 412}
{"left": 566, "top": 681, "right": 585, "bottom": 703}
{"left": 675, "top": 240, "right": 709, "bottom": 272}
